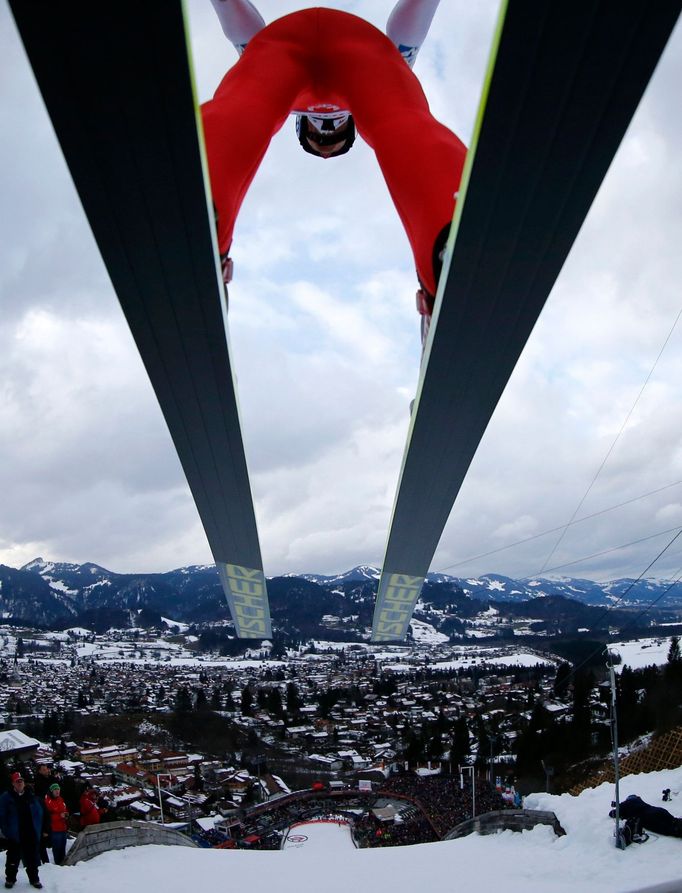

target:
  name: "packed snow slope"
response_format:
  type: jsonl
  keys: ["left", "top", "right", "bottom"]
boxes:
{"left": 282, "top": 819, "right": 355, "bottom": 851}
{"left": 39, "top": 768, "right": 682, "bottom": 893}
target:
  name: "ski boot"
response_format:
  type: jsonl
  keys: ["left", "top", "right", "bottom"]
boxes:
{"left": 415, "top": 223, "right": 450, "bottom": 352}
{"left": 220, "top": 251, "right": 234, "bottom": 310}
{"left": 410, "top": 224, "right": 451, "bottom": 414}
{"left": 213, "top": 203, "right": 234, "bottom": 310}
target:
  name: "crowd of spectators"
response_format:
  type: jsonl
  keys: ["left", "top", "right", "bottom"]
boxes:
{"left": 380, "top": 773, "right": 507, "bottom": 837}
{"left": 0, "top": 760, "right": 117, "bottom": 838}
{"left": 233, "top": 794, "right": 367, "bottom": 848}
{"left": 1, "top": 757, "right": 510, "bottom": 858}
{"left": 225, "top": 773, "right": 509, "bottom": 849}
{"left": 353, "top": 811, "right": 437, "bottom": 848}
{"left": 0, "top": 758, "right": 89, "bottom": 882}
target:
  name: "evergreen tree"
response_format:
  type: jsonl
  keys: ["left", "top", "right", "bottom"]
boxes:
{"left": 553, "top": 662, "right": 572, "bottom": 700}
{"left": 514, "top": 702, "right": 557, "bottom": 781}
{"left": 175, "top": 686, "right": 192, "bottom": 714}
{"left": 403, "top": 725, "right": 426, "bottom": 766}
{"left": 241, "top": 686, "right": 253, "bottom": 716}
{"left": 570, "top": 670, "right": 594, "bottom": 759}
{"left": 266, "top": 688, "right": 283, "bottom": 719}
{"left": 661, "top": 646, "right": 682, "bottom": 732}
{"left": 616, "top": 666, "right": 643, "bottom": 741}
{"left": 450, "top": 716, "right": 470, "bottom": 768}
{"left": 350, "top": 685, "right": 366, "bottom": 708}
{"left": 428, "top": 734, "right": 444, "bottom": 759}
{"left": 433, "top": 709, "right": 450, "bottom": 735}
{"left": 42, "top": 711, "right": 57, "bottom": 738}
{"left": 474, "top": 714, "right": 490, "bottom": 774}
{"left": 195, "top": 687, "right": 208, "bottom": 711}
{"left": 286, "top": 682, "right": 303, "bottom": 714}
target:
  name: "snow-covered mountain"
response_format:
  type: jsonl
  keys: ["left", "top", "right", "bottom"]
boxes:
{"left": 302, "top": 565, "right": 381, "bottom": 585}
{"left": 304, "top": 566, "right": 681, "bottom": 608}
{"left": 1, "top": 558, "right": 679, "bottom": 633}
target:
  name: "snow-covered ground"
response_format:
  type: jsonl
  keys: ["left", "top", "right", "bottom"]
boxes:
{"left": 34, "top": 767, "right": 682, "bottom": 893}
{"left": 282, "top": 819, "right": 355, "bottom": 851}
{"left": 409, "top": 619, "right": 450, "bottom": 645}
{"left": 1, "top": 623, "right": 564, "bottom": 672}
{"left": 608, "top": 636, "right": 676, "bottom": 671}
{"left": 383, "top": 648, "right": 553, "bottom": 673}
{"left": 433, "top": 651, "right": 554, "bottom": 670}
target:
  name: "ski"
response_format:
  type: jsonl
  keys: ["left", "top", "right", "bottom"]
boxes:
{"left": 372, "top": 0, "right": 679, "bottom": 641}
{"left": 11, "top": 1, "right": 272, "bottom": 638}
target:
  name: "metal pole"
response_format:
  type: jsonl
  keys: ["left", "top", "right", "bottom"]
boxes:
{"left": 460, "top": 766, "right": 475, "bottom": 818}
{"left": 157, "top": 774, "right": 164, "bottom": 824}
{"left": 157, "top": 772, "right": 171, "bottom": 825}
{"left": 608, "top": 661, "right": 624, "bottom": 849}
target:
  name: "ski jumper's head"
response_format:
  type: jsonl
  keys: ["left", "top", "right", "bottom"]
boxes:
{"left": 296, "top": 114, "right": 356, "bottom": 158}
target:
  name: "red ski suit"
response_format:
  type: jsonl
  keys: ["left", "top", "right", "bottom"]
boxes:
{"left": 201, "top": 7, "right": 466, "bottom": 297}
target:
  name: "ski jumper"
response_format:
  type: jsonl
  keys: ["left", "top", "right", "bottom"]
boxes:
{"left": 201, "top": 6, "right": 466, "bottom": 298}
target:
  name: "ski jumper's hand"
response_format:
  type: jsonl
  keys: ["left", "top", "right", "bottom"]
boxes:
{"left": 209, "top": 0, "right": 265, "bottom": 55}
{"left": 386, "top": 0, "right": 441, "bottom": 66}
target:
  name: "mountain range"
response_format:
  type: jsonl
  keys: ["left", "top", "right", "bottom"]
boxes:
{"left": 0, "top": 559, "right": 680, "bottom": 640}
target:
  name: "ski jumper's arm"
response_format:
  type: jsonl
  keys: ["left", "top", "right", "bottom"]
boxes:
{"left": 386, "top": 0, "right": 441, "bottom": 67}
{"left": 209, "top": 0, "right": 266, "bottom": 55}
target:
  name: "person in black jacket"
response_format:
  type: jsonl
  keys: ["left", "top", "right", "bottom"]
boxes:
{"left": 612, "top": 794, "right": 682, "bottom": 837}
{"left": 30, "top": 766, "right": 56, "bottom": 864}
{"left": 0, "top": 773, "right": 43, "bottom": 889}
{"left": 31, "top": 765, "right": 56, "bottom": 803}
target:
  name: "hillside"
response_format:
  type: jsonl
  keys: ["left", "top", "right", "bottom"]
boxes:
{"left": 0, "top": 559, "right": 679, "bottom": 640}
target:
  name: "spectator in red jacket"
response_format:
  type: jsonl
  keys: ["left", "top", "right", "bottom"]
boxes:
{"left": 79, "top": 788, "right": 101, "bottom": 829}
{"left": 43, "top": 785, "right": 68, "bottom": 865}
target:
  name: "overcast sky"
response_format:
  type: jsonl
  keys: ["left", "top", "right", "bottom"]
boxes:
{"left": 1, "top": 1, "right": 681, "bottom": 584}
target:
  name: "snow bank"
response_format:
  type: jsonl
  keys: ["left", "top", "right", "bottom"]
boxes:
{"left": 36, "top": 767, "right": 682, "bottom": 893}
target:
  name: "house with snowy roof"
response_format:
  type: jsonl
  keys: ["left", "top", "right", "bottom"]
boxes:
{"left": 0, "top": 729, "right": 40, "bottom": 760}
{"left": 128, "top": 799, "right": 161, "bottom": 820}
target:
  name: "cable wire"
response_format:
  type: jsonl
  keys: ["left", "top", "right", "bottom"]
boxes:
{"left": 537, "top": 525, "right": 682, "bottom": 576}
{"left": 611, "top": 570, "right": 682, "bottom": 640}
{"left": 440, "top": 480, "right": 682, "bottom": 572}
{"left": 538, "top": 305, "right": 682, "bottom": 574}
{"left": 558, "top": 528, "right": 682, "bottom": 681}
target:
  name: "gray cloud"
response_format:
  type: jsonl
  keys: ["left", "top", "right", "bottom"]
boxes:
{"left": 2, "top": 2, "right": 680, "bottom": 584}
